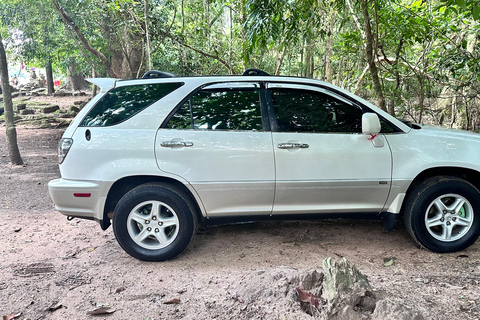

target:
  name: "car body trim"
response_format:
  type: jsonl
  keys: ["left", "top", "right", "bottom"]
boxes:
{"left": 386, "top": 193, "right": 406, "bottom": 214}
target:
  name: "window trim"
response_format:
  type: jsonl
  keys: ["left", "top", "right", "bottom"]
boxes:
{"left": 267, "top": 83, "right": 353, "bottom": 106}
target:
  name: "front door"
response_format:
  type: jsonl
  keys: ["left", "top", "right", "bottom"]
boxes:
{"left": 267, "top": 83, "right": 392, "bottom": 215}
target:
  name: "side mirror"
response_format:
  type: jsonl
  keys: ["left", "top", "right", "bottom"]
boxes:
{"left": 362, "top": 113, "right": 381, "bottom": 135}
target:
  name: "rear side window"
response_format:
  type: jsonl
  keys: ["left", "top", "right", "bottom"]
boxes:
{"left": 81, "top": 82, "right": 184, "bottom": 126}
{"left": 166, "top": 88, "right": 263, "bottom": 131}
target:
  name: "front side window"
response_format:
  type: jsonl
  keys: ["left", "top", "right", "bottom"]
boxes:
{"left": 81, "top": 82, "right": 184, "bottom": 127}
{"left": 270, "top": 88, "right": 363, "bottom": 133}
{"left": 166, "top": 87, "right": 263, "bottom": 131}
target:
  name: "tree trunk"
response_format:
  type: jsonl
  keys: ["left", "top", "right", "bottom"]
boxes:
{"left": 325, "top": 8, "right": 335, "bottom": 83}
{"left": 241, "top": 0, "right": 250, "bottom": 70}
{"left": 361, "top": 0, "right": 387, "bottom": 112}
{"left": 66, "top": 62, "right": 88, "bottom": 91}
{"left": 417, "top": 76, "right": 425, "bottom": 124}
{"left": 92, "top": 67, "right": 97, "bottom": 97}
{"left": 144, "top": 0, "right": 153, "bottom": 71}
{"left": 304, "top": 38, "right": 314, "bottom": 78}
{"left": 275, "top": 45, "right": 288, "bottom": 75}
{"left": 122, "top": 28, "right": 143, "bottom": 78}
{"left": 0, "top": 33, "right": 23, "bottom": 165}
{"left": 335, "top": 57, "right": 344, "bottom": 87}
{"left": 45, "top": 60, "right": 55, "bottom": 95}
{"left": 451, "top": 94, "right": 457, "bottom": 128}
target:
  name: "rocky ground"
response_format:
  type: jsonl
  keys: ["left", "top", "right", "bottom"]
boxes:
{"left": 0, "top": 95, "right": 480, "bottom": 320}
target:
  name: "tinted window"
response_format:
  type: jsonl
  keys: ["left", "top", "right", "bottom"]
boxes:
{"left": 166, "top": 88, "right": 263, "bottom": 131}
{"left": 271, "top": 88, "right": 363, "bottom": 133}
{"left": 81, "top": 82, "right": 183, "bottom": 126}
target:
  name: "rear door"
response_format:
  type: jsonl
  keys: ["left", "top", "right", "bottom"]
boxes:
{"left": 267, "top": 83, "right": 392, "bottom": 215}
{"left": 155, "top": 82, "right": 275, "bottom": 217}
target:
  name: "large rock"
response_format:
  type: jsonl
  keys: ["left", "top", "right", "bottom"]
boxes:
{"left": 20, "top": 109, "right": 35, "bottom": 115}
{"left": 68, "top": 106, "right": 80, "bottom": 113}
{"left": 31, "top": 88, "right": 47, "bottom": 94}
{"left": 53, "top": 89, "right": 73, "bottom": 97}
{"left": 16, "top": 103, "right": 27, "bottom": 112}
{"left": 322, "top": 257, "right": 377, "bottom": 319}
{"left": 42, "top": 105, "right": 60, "bottom": 113}
{"left": 73, "top": 100, "right": 86, "bottom": 105}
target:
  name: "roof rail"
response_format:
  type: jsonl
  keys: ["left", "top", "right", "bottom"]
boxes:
{"left": 243, "top": 69, "right": 270, "bottom": 76}
{"left": 141, "top": 70, "right": 177, "bottom": 79}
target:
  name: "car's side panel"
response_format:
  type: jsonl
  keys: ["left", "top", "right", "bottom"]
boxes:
{"left": 387, "top": 129, "right": 480, "bottom": 177}
{"left": 383, "top": 129, "right": 480, "bottom": 212}
{"left": 272, "top": 133, "right": 392, "bottom": 214}
{"left": 60, "top": 127, "right": 160, "bottom": 181}
{"left": 155, "top": 130, "right": 276, "bottom": 216}
{"left": 57, "top": 125, "right": 209, "bottom": 219}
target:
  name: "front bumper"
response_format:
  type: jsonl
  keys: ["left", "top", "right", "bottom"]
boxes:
{"left": 48, "top": 178, "right": 111, "bottom": 221}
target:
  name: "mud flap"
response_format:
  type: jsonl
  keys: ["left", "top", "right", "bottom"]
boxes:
{"left": 383, "top": 212, "right": 398, "bottom": 232}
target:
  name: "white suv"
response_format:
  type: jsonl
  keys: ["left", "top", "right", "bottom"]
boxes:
{"left": 48, "top": 69, "right": 480, "bottom": 261}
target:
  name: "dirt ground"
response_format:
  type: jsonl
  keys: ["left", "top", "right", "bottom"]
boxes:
{"left": 1, "top": 124, "right": 480, "bottom": 320}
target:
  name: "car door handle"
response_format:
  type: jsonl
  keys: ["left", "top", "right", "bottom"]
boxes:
{"left": 160, "top": 141, "right": 194, "bottom": 148}
{"left": 277, "top": 143, "right": 309, "bottom": 149}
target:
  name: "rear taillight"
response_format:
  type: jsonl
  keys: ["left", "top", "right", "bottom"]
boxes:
{"left": 58, "top": 138, "right": 73, "bottom": 164}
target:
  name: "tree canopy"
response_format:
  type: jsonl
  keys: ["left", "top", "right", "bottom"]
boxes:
{"left": 0, "top": 0, "right": 479, "bottom": 130}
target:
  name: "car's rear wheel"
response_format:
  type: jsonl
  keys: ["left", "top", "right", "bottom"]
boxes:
{"left": 404, "top": 176, "right": 480, "bottom": 253}
{"left": 113, "top": 183, "right": 197, "bottom": 261}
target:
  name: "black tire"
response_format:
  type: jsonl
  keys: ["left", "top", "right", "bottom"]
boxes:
{"left": 113, "top": 183, "right": 198, "bottom": 261}
{"left": 404, "top": 176, "right": 480, "bottom": 253}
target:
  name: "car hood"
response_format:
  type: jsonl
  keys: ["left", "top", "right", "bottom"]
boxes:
{"left": 415, "top": 125, "right": 480, "bottom": 142}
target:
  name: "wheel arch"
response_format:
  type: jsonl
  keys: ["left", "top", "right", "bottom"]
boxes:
{"left": 100, "top": 175, "right": 205, "bottom": 230}
{"left": 400, "top": 166, "right": 480, "bottom": 215}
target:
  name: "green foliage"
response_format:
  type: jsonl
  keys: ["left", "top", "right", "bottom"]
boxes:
{"left": 438, "top": 0, "right": 480, "bottom": 20}
{"left": 1, "top": 0, "right": 480, "bottom": 130}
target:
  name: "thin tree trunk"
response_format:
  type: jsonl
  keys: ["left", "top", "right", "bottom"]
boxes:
{"left": 335, "top": 57, "right": 344, "bottom": 87}
{"left": 354, "top": 64, "right": 369, "bottom": 95}
{"left": 0, "top": 33, "right": 23, "bottom": 165}
{"left": 181, "top": 0, "right": 185, "bottom": 34}
{"left": 275, "top": 45, "right": 288, "bottom": 75}
{"left": 144, "top": 0, "right": 153, "bottom": 70}
{"left": 418, "top": 76, "right": 425, "bottom": 124}
{"left": 463, "top": 89, "right": 470, "bottom": 130}
{"left": 45, "top": 60, "right": 55, "bottom": 95}
{"left": 451, "top": 94, "right": 457, "bottom": 128}
{"left": 361, "top": 0, "right": 387, "bottom": 112}
{"left": 92, "top": 67, "right": 97, "bottom": 97}
{"left": 241, "top": 0, "right": 250, "bottom": 70}
{"left": 304, "top": 38, "right": 314, "bottom": 78}
{"left": 325, "top": 8, "right": 335, "bottom": 83}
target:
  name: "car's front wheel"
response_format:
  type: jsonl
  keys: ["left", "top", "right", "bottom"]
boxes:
{"left": 113, "top": 183, "right": 197, "bottom": 261}
{"left": 404, "top": 176, "right": 480, "bottom": 253}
